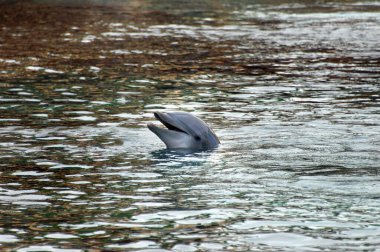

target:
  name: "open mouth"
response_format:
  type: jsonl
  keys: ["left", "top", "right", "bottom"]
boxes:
{"left": 153, "top": 112, "right": 187, "bottom": 134}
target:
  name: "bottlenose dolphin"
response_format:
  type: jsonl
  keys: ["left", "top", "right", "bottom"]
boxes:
{"left": 147, "top": 112, "right": 220, "bottom": 149}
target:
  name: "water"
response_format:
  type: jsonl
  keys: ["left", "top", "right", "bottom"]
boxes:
{"left": 0, "top": 0, "right": 379, "bottom": 251}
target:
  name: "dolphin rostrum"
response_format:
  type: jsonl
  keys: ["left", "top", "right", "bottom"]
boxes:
{"left": 147, "top": 112, "right": 220, "bottom": 149}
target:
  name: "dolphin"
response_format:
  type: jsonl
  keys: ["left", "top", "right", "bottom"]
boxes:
{"left": 147, "top": 112, "right": 220, "bottom": 149}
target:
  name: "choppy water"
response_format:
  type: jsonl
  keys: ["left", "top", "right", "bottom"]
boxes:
{"left": 0, "top": 0, "right": 379, "bottom": 251}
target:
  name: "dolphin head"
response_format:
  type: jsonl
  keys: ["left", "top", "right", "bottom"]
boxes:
{"left": 147, "top": 112, "right": 220, "bottom": 150}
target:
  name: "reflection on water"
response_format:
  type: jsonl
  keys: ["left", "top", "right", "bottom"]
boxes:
{"left": 0, "top": 0, "right": 379, "bottom": 251}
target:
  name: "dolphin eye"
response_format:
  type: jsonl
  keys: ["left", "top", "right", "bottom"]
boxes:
{"left": 194, "top": 135, "right": 201, "bottom": 141}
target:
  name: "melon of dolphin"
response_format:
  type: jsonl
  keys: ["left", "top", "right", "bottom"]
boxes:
{"left": 147, "top": 112, "right": 220, "bottom": 149}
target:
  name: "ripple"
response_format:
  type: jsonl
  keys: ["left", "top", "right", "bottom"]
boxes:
{"left": 12, "top": 171, "right": 52, "bottom": 176}
{"left": 131, "top": 208, "right": 244, "bottom": 225}
{"left": 17, "top": 246, "right": 82, "bottom": 252}
{"left": 57, "top": 190, "right": 86, "bottom": 195}
{"left": 110, "top": 49, "right": 131, "bottom": 54}
{"left": 81, "top": 35, "right": 96, "bottom": 43}
{"left": 45, "top": 233, "right": 78, "bottom": 239}
{"left": 111, "top": 113, "right": 143, "bottom": 119}
{"left": 31, "top": 114, "right": 49, "bottom": 118}
{"left": 0, "top": 59, "right": 20, "bottom": 64}
{"left": 0, "top": 188, "right": 50, "bottom": 205}
{"left": 132, "top": 202, "right": 172, "bottom": 207}
{"left": 25, "top": 66, "right": 44, "bottom": 71}
{"left": 240, "top": 232, "right": 336, "bottom": 247}
{"left": 102, "top": 32, "right": 125, "bottom": 37}
{"left": 72, "top": 116, "right": 97, "bottom": 121}
{"left": 49, "top": 164, "right": 93, "bottom": 170}
{"left": 107, "top": 240, "right": 158, "bottom": 249}
{"left": 101, "top": 172, "right": 162, "bottom": 178}
{"left": 172, "top": 244, "right": 197, "bottom": 252}
{"left": 0, "top": 234, "right": 19, "bottom": 243}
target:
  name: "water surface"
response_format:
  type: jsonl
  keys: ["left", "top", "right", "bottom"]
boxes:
{"left": 0, "top": 0, "right": 379, "bottom": 251}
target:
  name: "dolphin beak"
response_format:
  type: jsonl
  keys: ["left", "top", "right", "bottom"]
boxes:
{"left": 147, "top": 112, "right": 189, "bottom": 145}
{"left": 147, "top": 120, "right": 189, "bottom": 148}
{"left": 147, "top": 122, "right": 170, "bottom": 137}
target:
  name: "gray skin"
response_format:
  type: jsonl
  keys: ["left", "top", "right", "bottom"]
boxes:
{"left": 147, "top": 112, "right": 220, "bottom": 149}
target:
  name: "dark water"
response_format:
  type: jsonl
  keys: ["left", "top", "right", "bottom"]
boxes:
{"left": 0, "top": 0, "right": 379, "bottom": 251}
